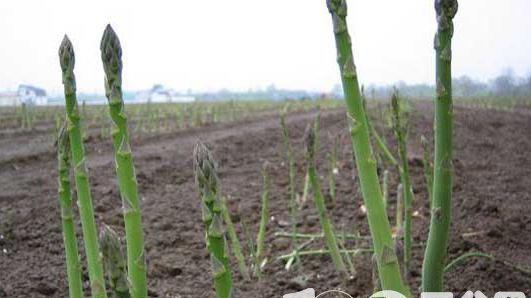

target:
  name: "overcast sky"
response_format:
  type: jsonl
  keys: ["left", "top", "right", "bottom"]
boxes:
{"left": 0, "top": 0, "right": 530, "bottom": 94}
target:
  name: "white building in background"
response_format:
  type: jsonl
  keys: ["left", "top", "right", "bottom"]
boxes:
{"left": 0, "top": 91, "right": 19, "bottom": 106}
{"left": 134, "top": 85, "right": 195, "bottom": 103}
{"left": 18, "top": 85, "right": 48, "bottom": 105}
{"left": 0, "top": 85, "right": 48, "bottom": 106}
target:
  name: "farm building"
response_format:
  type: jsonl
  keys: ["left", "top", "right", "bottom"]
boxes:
{"left": 0, "top": 85, "right": 48, "bottom": 106}
{"left": 18, "top": 85, "right": 48, "bottom": 105}
{"left": 134, "top": 85, "right": 195, "bottom": 103}
{"left": 0, "top": 91, "right": 19, "bottom": 106}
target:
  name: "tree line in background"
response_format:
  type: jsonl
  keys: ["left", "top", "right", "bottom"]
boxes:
{"left": 334, "top": 70, "right": 531, "bottom": 99}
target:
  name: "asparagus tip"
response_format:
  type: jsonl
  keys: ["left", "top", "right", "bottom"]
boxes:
{"left": 100, "top": 24, "right": 122, "bottom": 73}
{"left": 58, "top": 35, "right": 75, "bottom": 71}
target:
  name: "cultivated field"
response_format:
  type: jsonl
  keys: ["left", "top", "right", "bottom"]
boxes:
{"left": 0, "top": 100, "right": 530, "bottom": 297}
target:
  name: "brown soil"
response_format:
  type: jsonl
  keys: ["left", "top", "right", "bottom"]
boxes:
{"left": 0, "top": 103, "right": 530, "bottom": 297}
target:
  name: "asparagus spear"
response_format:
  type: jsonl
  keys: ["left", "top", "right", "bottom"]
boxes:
{"left": 100, "top": 225, "right": 130, "bottom": 298}
{"left": 220, "top": 196, "right": 250, "bottom": 281}
{"left": 279, "top": 107, "right": 298, "bottom": 248}
{"left": 325, "top": 0, "right": 410, "bottom": 295}
{"left": 420, "top": 135, "right": 434, "bottom": 208}
{"left": 194, "top": 142, "right": 233, "bottom": 298}
{"left": 391, "top": 91, "right": 414, "bottom": 279}
{"left": 255, "top": 162, "right": 270, "bottom": 277}
{"left": 422, "top": 0, "right": 458, "bottom": 292}
{"left": 59, "top": 35, "right": 108, "bottom": 298}
{"left": 305, "top": 123, "right": 348, "bottom": 278}
{"left": 57, "top": 125, "right": 84, "bottom": 298}
{"left": 100, "top": 25, "right": 147, "bottom": 298}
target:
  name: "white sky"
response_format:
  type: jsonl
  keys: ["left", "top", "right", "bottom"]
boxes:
{"left": 0, "top": 0, "right": 530, "bottom": 94}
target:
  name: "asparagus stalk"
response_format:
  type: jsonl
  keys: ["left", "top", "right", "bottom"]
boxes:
{"left": 422, "top": 0, "right": 458, "bottom": 292}
{"left": 391, "top": 91, "right": 414, "bottom": 279}
{"left": 194, "top": 142, "right": 233, "bottom": 298}
{"left": 100, "top": 25, "right": 147, "bottom": 298}
{"left": 220, "top": 197, "right": 250, "bottom": 281}
{"left": 305, "top": 123, "right": 348, "bottom": 278}
{"left": 279, "top": 108, "right": 298, "bottom": 248}
{"left": 255, "top": 162, "right": 270, "bottom": 276}
{"left": 396, "top": 184, "right": 403, "bottom": 232}
{"left": 59, "top": 35, "right": 108, "bottom": 298}
{"left": 382, "top": 170, "right": 389, "bottom": 210}
{"left": 56, "top": 125, "right": 85, "bottom": 298}
{"left": 421, "top": 135, "right": 434, "bottom": 208}
{"left": 100, "top": 225, "right": 130, "bottom": 298}
{"left": 327, "top": 136, "right": 339, "bottom": 203}
{"left": 325, "top": 1, "right": 410, "bottom": 295}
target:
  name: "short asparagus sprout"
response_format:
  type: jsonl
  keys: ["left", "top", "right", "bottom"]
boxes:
{"left": 255, "top": 162, "right": 270, "bottom": 278}
{"left": 422, "top": 0, "right": 458, "bottom": 292}
{"left": 56, "top": 125, "right": 84, "bottom": 298}
{"left": 305, "top": 123, "right": 349, "bottom": 278}
{"left": 59, "top": 35, "right": 108, "bottom": 298}
{"left": 325, "top": 0, "right": 410, "bottom": 295}
{"left": 100, "top": 225, "right": 131, "bottom": 298}
{"left": 100, "top": 24, "right": 147, "bottom": 298}
{"left": 193, "top": 142, "right": 233, "bottom": 298}
{"left": 391, "top": 90, "right": 414, "bottom": 279}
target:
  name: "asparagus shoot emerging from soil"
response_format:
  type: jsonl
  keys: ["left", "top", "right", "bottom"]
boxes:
{"left": 422, "top": 0, "right": 458, "bottom": 292}
{"left": 194, "top": 142, "right": 233, "bottom": 298}
{"left": 100, "top": 225, "right": 131, "bottom": 298}
{"left": 220, "top": 196, "right": 250, "bottom": 281}
{"left": 100, "top": 24, "right": 147, "bottom": 298}
{"left": 56, "top": 125, "right": 85, "bottom": 298}
{"left": 325, "top": 0, "right": 410, "bottom": 295}
{"left": 421, "top": 135, "right": 434, "bottom": 208}
{"left": 255, "top": 162, "right": 270, "bottom": 277}
{"left": 59, "top": 35, "right": 108, "bottom": 298}
{"left": 279, "top": 107, "right": 298, "bottom": 248}
{"left": 305, "top": 123, "right": 348, "bottom": 278}
{"left": 391, "top": 90, "right": 414, "bottom": 279}
{"left": 327, "top": 135, "right": 339, "bottom": 204}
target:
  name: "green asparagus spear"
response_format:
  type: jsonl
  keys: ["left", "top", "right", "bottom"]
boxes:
{"left": 391, "top": 91, "right": 414, "bottom": 279}
{"left": 325, "top": 0, "right": 410, "bottom": 295}
{"left": 100, "top": 25, "right": 147, "bottom": 298}
{"left": 305, "top": 123, "right": 348, "bottom": 278}
{"left": 194, "top": 142, "right": 233, "bottom": 298}
{"left": 59, "top": 35, "right": 108, "bottom": 298}
{"left": 57, "top": 125, "right": 84, "bottom": 298}
{"left": 255, "top": 162, "right": 270, "bottom": 277}
{"left": 422, "top": 0, "right": 458, "bottom": 292}
{"left": 100, "top": 225, "right": 130, "bottom": 298}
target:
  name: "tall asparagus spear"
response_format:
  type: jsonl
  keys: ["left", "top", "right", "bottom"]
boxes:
{"left": 100, "top": 25, "right": 147, "bottom": 298}
{"left": 57, "top": 125, "right": 84, "bottom": 298}
{"left": 255, "top": 162, "right": 270, "bottom": 277}
{"left": 279, "top": 108, "right": 298, "bottom": 248}
{"left": 305, "top": 123, "right": 348, "bottom": 278}
{"left": 194, "top": 142, "right": 233, "bottom": 298}
{"left": 325, "top": 0, "right": 410, "bottom": 295}
{"left": 100, "top": 225, "right": 131, "bottom": 298}
{"left": 59, "top": 35, "right": 108, "bottom": 298}
{"left": 391, "top": 91, "right": 414, "bottom": 279}
{"left": 422, "top": 0, "right": 458, "bottom": 292}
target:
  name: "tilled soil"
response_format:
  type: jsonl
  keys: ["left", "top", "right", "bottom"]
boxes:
{"left": 0, "top": 103, "right": 530, "bottom": 297}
